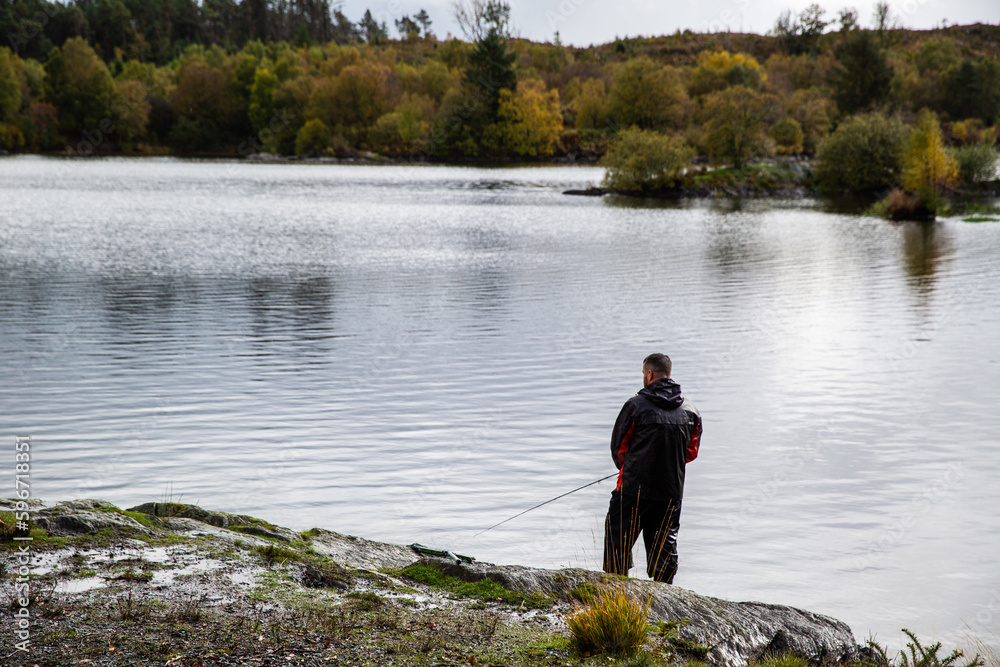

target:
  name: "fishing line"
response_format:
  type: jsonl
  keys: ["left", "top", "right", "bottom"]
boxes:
{"left": 473, "top": 473, "right": 617, "bottom": 537}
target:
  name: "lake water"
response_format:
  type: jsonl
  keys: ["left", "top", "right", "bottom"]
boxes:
{"left": 2, "top": 156, "right": 999, "bottom": 652}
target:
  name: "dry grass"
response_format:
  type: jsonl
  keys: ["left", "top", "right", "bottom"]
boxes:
{"left": 564, "top": 581, "right": 650, "bottom": 657}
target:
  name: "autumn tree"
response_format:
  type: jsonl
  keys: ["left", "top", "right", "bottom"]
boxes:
{"left": 600, "top": 127, "right": 694, "bottom": 192}
{"left": 902, "top": 109, "right": 958, "bottom": 195}
{"left": 574, "top": 78, "right": 608, "bottom": 130}
{"left": 689, "top": 50, "right": 764, "bottom": 97}
{"left": 369, "top": 93, "right": 436, "bottom": 155}
{"left": 701, "top": 85, "right": 779, "bottom": 167}
{"left": 295, "top": 118, "right": 333, "bottom": 155}
{"left": 169, "top": 55, "right": 239, "bottom": 152}
{"left": 784, "top": 87, "right": 834, "bottom": 153}
{"left": 484, "top": 79, "right": 563, "bottom": 157}
{"left": 111, "top": 79, "right": 151, "bottom": 146}
{"left": 606, "top": 57, "right": 689, "bottom": 132}
{"left": 770, "top": 117, "right": 804, "bottom": 155}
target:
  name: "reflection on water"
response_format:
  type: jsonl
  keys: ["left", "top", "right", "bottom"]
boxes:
{"left": 1, "top": 157, "right": 999, "bottom": 652}
{"left": 900, "top": 221, "right": 953, "bottom": 297}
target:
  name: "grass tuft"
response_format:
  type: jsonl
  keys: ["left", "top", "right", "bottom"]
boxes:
{"left": 564, "top": 583, "right": 650, "bottom": 657}
{"left": 399, "top": 562, "right": 553, "bottom": 608}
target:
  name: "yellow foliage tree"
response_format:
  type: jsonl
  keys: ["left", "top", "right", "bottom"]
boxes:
{"left": 902, "top": 108, "right": 958, "bottom": 194}
{"left": 689, "top": 50, "right": 765, "bottom": 97}
{"left": 486, "top": 79, "right": 562, "bottom": 157}
{"left": 295, "top": 118, "right": 333, "bottom": 155}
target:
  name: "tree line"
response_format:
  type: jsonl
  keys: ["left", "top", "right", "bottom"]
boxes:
{"left": 0, "top": 0, "right": 999, "bottom": 174}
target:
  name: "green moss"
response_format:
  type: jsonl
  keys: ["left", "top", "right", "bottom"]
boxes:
{"left": 254, "top": 543, "right": 303, "bottom": 565}
{"left": 346, "top": 591, "right": 386, "bottom": 610}
{"left": 569, "top": 581, "right": 599, "bottom": 603}
{"left": 751, "top": 656, "right": 810, "bottom": 667}
{"left": 398, "top": 562, "right": 553, "bottom": 609}
{"left": 530, "top": 634, "right": 571, "bottom": 650}
{"left": 654, "top": 619, "right": 712, "bottom": 660}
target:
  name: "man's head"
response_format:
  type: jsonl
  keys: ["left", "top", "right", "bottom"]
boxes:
{"left": 642, "top": 353, "right": 672, "bottom": 386}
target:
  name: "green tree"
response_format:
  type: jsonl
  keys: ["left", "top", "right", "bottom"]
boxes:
{"left": 574, "top": 78, "right": 608, "bottom": 130}
{"left": 770, "top": 117, "right": 804, "bottom": 155}
{"left": 607, "top": 57, "right": 689, "bottom": 131}
{"left": 295, "top": 118, "right": 333, "bottom": 155}
{"left": 248, "top": 67, "right": 280, "bottom": 133}
{"left": 784, "top": 87, "right": 834, "bottom": 154}
{"left": 815, "top": 112, "right": 908, "bottom": 191}
{"left": 170, "top": 56, "right": 238, "bottom": 150}
{"left": 952, "top": 143, "right": 998, "bottom": 185}
{"left": 0, "top": 48, "right": 21, "bottom": 123}
{"left": 600, "top": 127, "right": 694, "bottom": 192}
{"left": 43, "top": 38, "right": 115, "bottom": 136}
{"left": 701, "top": 85, "right": 779, "bottom": 167}
{"left": 831, "top": 30, "right": 893, "bottom": 114}
{"left": 460, "top": 1, "right": 516, "bottom": 116}
{"left": 943, "top": 59, "right": 1000, "bottom": 126}
{"left": 111, "top": 78, "right": 150, "bottom": 146}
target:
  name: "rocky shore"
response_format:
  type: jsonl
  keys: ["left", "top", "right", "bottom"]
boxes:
{"left": 1, "top": 499, "right": 860, "bottom": 666}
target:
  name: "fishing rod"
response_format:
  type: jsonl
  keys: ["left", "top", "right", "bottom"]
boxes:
{"left": 473, "top": 473, "right": 617, "bottom": 537}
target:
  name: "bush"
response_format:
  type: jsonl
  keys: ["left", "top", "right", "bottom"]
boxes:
{"left": 701, "top": 85, "right": 779, "bottom": 167}
{"left": 952, "top": 143, "right": 998, "bottom": 184}
{"left": 770, "top": 117, "right": 804, "bottom": 155}
{"left": 600, "top": 127, "right": 694, "bottom": 192}
{"left": 295, "top": 118, "right": 333, "bottom": 156}
{"left": 565, "top": 583, "right": 650, "bottom": 657}
{"left": 816, "top": 113, "right": 908, "bottom": 191}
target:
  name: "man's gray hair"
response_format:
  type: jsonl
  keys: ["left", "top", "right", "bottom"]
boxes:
{"left": 643, "top": 353, "right": 672, "bottom": 377}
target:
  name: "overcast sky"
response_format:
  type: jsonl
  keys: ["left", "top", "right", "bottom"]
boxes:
{"left": 339, "top": 0, "right": 999, "bottom": 46}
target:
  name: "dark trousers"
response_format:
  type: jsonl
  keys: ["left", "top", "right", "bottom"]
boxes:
{"left": 603, "top": 490, "right": 681, "bottom": 583}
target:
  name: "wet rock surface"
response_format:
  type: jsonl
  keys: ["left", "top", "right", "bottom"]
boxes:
{"left": 1, "top": 499, "right": 860, "bottom": 666}
{"left": 432, "top": 559, "right": 858, "bottom": 667}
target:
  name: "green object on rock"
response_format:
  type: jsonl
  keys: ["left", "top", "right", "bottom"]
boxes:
{"left": 408, "top": 542, "right": 475, "bottom": 564}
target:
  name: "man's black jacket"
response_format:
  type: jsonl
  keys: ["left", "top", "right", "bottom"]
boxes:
{"left": 610, "top": 378, "right": 702, "bottom": 502}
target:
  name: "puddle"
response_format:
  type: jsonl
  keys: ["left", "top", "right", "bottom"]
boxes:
{"left": 57, "top": 576, "right": 106, "bottom": 593}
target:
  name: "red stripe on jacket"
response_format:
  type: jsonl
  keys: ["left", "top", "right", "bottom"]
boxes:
{"left": 686, "top": 420, "right": 702, "bottom": 463}
{"left": 615, "top": 421, "right": 635, "bottom": 491}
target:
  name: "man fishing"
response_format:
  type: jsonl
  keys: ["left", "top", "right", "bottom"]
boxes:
{"left": 604, "top": 353, "right": 702, "bottom": 584}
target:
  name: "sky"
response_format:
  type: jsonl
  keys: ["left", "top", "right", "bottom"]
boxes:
{"left": 339, "top": 0, "right": 1000, "bottom": 46}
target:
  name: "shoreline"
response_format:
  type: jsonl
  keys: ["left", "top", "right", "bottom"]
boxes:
{"left": 1, "top": 498, "right": 861, "bottom": 666}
